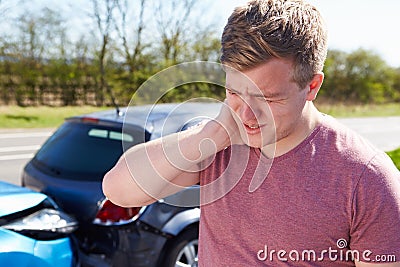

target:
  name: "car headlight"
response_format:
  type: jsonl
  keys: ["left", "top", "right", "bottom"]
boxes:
{"left": 3, "top": 208, "right": 78, "bottom": 240}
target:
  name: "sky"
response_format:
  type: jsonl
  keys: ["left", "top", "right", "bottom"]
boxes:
{"left": 214, "top": 0, "right": 400, "bottom": 67}
{"left": 3, "top": 0, "right": 400, "bottom": 68}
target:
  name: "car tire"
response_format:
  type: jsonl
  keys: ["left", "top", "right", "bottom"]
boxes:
{"left": 162, "top": 226, "right": 199, "bottom": 267}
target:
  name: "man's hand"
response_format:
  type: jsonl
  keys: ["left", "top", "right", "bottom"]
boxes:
{"left": 213, "top": 99, "right": 245, "bottom": 148}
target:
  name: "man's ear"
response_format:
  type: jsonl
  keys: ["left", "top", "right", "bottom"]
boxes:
{"left": 306, "top": 73, "right": 324, "bottom": 101}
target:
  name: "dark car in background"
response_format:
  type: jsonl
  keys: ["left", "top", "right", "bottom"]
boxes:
{"left": 21, "top": 102, "right": 220, "bottom": 267}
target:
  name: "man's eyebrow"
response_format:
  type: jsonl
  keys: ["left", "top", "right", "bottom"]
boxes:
{"left": 225, "top": 86, "right": 241, "bottom": 94}
{"left": 226, "top": 84, "right": 283, "bottom": 99}
{"left": 259, "top": 91, "right": 284, "bottom": 99}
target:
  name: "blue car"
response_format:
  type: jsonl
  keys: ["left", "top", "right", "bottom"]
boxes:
{"left": 0, "top": 181, "right": 78, "bottom": 266}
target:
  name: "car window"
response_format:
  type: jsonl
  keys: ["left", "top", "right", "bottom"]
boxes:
{"left": 32, "top": 121, "right": 146, "bottom": 181}
{"left": 88, "top": 129, "right": 134, "bottom": 142}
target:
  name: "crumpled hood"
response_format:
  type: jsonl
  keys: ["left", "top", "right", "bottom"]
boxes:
{"left": 0, "top": 181, "right": 47, "bottom": 217}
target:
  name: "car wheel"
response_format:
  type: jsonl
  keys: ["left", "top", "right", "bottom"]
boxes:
{"left": 162, "top": 226, "right": 199, "bottom": 267}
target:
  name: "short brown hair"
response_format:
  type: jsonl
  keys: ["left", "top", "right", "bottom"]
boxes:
{"left": 220, "top": 0, "right": 328, "bottom": 89}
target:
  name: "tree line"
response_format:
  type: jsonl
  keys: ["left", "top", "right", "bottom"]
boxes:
{"left": 0, "top": 0, "right": 399, "bottom": 107}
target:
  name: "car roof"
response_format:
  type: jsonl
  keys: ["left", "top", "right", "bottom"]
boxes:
{"left": 70, "top": 102, "right": 221, "bottom": 138}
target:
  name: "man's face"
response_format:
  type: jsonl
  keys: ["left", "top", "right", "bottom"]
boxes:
{"left": 225, "top": 59, "right": 310, "bottom": 150}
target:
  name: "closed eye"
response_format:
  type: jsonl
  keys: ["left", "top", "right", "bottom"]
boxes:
{"left": 263, "top": 98, "right": 275, "bottom": 103}
{"left": 226, "top": 88, "right": 238, "bottom": 95}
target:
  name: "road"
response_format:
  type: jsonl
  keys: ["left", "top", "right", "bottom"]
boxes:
{"left": 1, "top": 116, "right": 400, "bottom": 185}
{"left": 0, "top": 129, "right": 53, "bottom": 185}
{"left": 339, "top": 116, "right": 400, "bottom": 152}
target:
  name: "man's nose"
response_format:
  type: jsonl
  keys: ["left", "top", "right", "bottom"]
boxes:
{"left": 240, "top": 98, "right": 258, "bottom": 121}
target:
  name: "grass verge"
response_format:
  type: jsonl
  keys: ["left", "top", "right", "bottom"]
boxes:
{"left": 387, "top": 147, "right": 400, "bottom": 170}
{"left": 1, "top": 103, "right": 400, "bottom": 128}
{"left": 0, "top": 106, "right": 108, "bottom": 128}
{"left": 315, "top": 102, "right": 400, "bottom": 117}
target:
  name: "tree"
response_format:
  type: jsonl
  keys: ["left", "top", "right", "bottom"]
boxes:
{"left": 89, "top": 0, "right": 118, "bottom": 106}
{"left": 13, "top": 8, "right": 68, "bottom": 105}
{"left": 320, "top": 49, "right": 349, "bottom": 102}
{"left": 113, "top": 0, "right": 148, "bottom": 74}
{"left": 191, "top": 32, "right": 221, "bottom": 62}
{"left": 321, "top": 49, "right": 396, "bottom": 104}
{"left": 110, "top": 0, "right": 157, "bottom": 104}
{"left": 153, "top": 0, "right": 217, "bottom": 66}
{"left": 392, "top": 68, "right": 400, "bottom": 102}
{"left": 345, "top": 49, "right": 390, "bottom": 103}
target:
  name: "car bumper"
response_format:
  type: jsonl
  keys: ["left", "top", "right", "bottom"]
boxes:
{"left": 0, "top": 229, "right": 75, "bottom": 267}
{"left": 76, "top": 221, "right": 169, "bottom": 267}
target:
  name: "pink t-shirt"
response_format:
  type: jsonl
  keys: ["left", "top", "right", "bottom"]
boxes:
{"left": 199, "top": 115, "right": 400, "bottom": 266}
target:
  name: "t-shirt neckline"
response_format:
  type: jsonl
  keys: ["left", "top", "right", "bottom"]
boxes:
{"left": 253, "top": 123, "right": 323, "bottom": 164}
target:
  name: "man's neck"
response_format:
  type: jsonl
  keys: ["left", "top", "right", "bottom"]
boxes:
{"left": 260, "top": 102, "right": 322, "bottom": 158}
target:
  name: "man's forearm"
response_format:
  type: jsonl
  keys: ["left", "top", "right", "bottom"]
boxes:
{"left": 102, "top": 119, "right": 229, "bottom": 207}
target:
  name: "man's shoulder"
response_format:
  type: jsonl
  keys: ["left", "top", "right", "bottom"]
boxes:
{"left": 316, "top": 114, "right": 381, "bottom": 161}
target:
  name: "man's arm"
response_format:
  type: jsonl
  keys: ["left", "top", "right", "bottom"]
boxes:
{"left": 102, "top": 103, "right": 241, "bottom": 207}
{"left": 352, "top": 153, "right": 400, "bottom": 267}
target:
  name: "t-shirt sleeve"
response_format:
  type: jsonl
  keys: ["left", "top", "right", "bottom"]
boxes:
{"left": 350, "top": 152, "right": 400, "bottom": 263}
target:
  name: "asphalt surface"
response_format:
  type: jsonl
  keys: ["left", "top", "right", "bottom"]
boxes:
{"left": 339, "top": 116, "right": 400, "bottom": 152}
{"left": 1, "top": 116, "right": 400, "bottom": 185}
{"left": 0, "top": 129, "right": 53, "bottom": 185}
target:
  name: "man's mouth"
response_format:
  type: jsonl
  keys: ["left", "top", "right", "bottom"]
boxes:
{"left": 247, "top": 125, "right": 259, "bottom": 129}
{"left": 244, "top": 123, "right": 265, "bottom": 134}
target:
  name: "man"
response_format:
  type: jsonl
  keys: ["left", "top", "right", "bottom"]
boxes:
{"left": 103, "top": 0, "right": 400, "bottom": 266}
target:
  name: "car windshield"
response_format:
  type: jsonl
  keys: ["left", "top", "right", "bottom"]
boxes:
{"left": 32, "top": 121, "right": 146, "bottom": 181}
